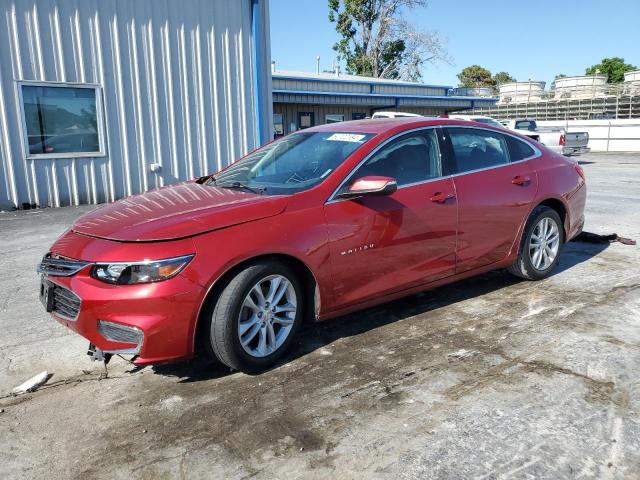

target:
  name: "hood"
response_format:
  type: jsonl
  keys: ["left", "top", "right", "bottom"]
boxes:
{"left": 71, "top": 182, "right": 289, "bottom": 242}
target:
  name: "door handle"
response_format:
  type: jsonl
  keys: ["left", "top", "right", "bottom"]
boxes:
{"left": 512, "top": 175, "right": 530, "bottom": 186}
{"left": 430, "top": 192, "right": 455, "bottom": 203}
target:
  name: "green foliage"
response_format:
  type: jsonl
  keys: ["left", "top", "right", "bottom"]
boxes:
{"left": 457, "top": 66, "right": 517, "bottom": 93}
{"left": 457, "top": 65, "right": 495, "bottom": 88}
{"left": 493, "top": 71, "right": 516, "bottom": 86}
{"left": 585, "top": 57, "right": 637, "bottom": 83}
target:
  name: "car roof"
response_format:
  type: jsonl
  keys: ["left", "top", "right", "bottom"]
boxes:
{"left": 301, "top": 118, "right": 501, "bottom": 134}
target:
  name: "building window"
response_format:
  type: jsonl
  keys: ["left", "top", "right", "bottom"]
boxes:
{"left": 273, "top": 113, "right": 284, "bottom": 138}
{"left": 19, "top": 82, "right": 104, "bottom": 158}
{"left": 325, "top": 114, "right": 345, "bottom": 124}
{"left": 297, "top": 112, "right": 314, "bottom": 129}
{"left": 352, "top": 112, "right": 366, "bottom": 120}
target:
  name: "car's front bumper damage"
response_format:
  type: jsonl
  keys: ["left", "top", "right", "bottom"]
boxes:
{"left": 37, "top": 255, "right": 205, "bottom": 365}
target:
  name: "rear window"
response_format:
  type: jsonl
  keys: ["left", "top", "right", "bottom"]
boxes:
{"left": 505, "top": 135, "right": 536, "bottom": 161}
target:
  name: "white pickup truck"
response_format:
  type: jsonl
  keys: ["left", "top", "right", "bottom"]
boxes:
{"left": 450, "top": 115, "right": 589, "bottom": 156}
{"left": 502, "top": 119, "right": 590, "bottom": 156}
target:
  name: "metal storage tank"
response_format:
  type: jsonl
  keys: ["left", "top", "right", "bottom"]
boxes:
{"left": 553, "top": 75, "right": 609, "bottom": 99}
{"left": 498, "top": 81, "right": 546, "bottom": 104}
{"left": 0, "top": 0, "right": 272, "bottom": 210}
{"left": 624, "top": 70, "right": 640, "bottom": 95}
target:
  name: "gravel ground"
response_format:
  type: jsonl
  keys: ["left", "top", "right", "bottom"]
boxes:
{"left": 0, "top": 153, "right": 638, "bottom": 479}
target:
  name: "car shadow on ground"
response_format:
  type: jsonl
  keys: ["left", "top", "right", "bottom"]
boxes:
{"left": 152, "top": 237, "right": 609, "bottom": 383}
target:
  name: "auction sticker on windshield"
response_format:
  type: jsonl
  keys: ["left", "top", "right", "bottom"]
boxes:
{"left": 326, "top": 133, "right": 367, "bottom": 142}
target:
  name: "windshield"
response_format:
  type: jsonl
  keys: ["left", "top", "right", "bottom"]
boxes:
{"left": 209, "top": 132, "right": 374, "bottom": 195}
{"left": 473, "top": 118, "right": 504, "bottom": 128}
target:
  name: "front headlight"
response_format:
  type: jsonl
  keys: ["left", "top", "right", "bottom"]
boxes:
{"left": 91, "top": 255, "right": 194, "bottom": 285}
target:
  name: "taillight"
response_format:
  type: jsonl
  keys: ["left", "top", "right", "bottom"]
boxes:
{"left": 575, "top": 163, "right": 585, "bottom": 180}
{"left": 559, "top": 133, "right": 565, "bottom": 146}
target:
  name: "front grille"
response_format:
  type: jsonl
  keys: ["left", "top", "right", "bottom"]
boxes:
{"left": 51, "top": 284, "right": 82, "bottom": 320}
{"left": 37, "top": 253, "right": 89, "bottom": 277}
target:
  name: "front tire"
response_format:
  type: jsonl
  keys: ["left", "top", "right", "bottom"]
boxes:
{"left": 508, "top": 206, "right": 564, "bottom": 280}
{"left": 206, "top": 260, "right": 304, "bottom": 373}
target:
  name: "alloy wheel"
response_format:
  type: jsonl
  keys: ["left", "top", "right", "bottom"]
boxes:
{"left": 529, "top": 217, "right": 560, "bottom": 271}
{"left": 237, "top": 275, "right": 297, "bottom": 358}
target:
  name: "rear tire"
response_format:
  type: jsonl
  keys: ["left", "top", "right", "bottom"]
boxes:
{"left": 205, "top": 260, "right": 304, "bottom": 373}
{"left": 508, "top": 206, "right": 564, "bottom": 280}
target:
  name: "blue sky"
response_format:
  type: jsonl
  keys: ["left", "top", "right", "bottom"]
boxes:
{"left": 269, "top": 0, "right": 640, "bottom": 88}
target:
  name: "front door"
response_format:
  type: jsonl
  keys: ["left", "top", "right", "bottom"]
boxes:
{"left": 444, "top": 127, "right": 539, "bottom": 273}
{"left": 323, "top": 128, "right": 458, "bottom": 309}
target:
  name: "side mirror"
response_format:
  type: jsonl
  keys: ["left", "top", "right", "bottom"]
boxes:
{"left": 337, "top": 176, "right": 398, "bottom": 200}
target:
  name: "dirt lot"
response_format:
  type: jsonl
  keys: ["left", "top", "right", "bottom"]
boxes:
{"left": 1, "top": 153, "right": 639, "bottom": 479}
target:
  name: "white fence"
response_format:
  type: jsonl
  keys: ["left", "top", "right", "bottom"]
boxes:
{"left": 537, "top": 120, "right": 640, "bottom": 153}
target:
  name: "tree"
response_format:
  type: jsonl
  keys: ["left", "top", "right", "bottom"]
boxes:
{"left": 585, "top": 57, "right": 636, "bottom": 83}
{"left": 328, "top": 0, "right": 449, "bottom": 81}
{"left": 457, "top": 65, "right": 495, "bottom": 88}
{"left": 493, "top": 71, "right": 515, "bottom": 86}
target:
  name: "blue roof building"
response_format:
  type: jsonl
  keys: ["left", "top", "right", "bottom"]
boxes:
{"left": 271, "top": 69, "right": 497, "bottom": 135}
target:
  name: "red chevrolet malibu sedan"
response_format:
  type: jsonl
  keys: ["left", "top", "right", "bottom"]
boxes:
{"left": 38, "top": 118, "right": 586, "bottom": 372}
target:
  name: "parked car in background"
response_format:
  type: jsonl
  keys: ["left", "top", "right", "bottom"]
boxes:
{"left": 371, "top": 111, "right": 423, "bottom": 119}
{"left": 449, "top": 114, "right": 504, "bottom": 128}
{"left": 503, "top": 119, "right": 590, "bottom": 156}
{"left": 37, "top": 118, "right": 586, "bottom": 373}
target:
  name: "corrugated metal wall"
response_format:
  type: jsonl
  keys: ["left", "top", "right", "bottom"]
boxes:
{"left": 373, "top": 84, "right": 447, "bottom": 96}
{"left": 273, "top": 92, "right": 392, "bottom": 107}
{"left": 272, "top": 76, "right": 449, "bottom": 97}
{"left": 0, "top": 0, "right": 272, "bottom": 209}
{"left": 274, "top": 78, "right": 370, "bottom": 94}
{"left": 273, "top": 104, "right": 371, "bottom": 135}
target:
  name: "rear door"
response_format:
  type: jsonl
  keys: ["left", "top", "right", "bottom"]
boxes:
{"left": 443, "top": 127, "right": 539, "bottom": 273}
{"left": 323, "top": 128, "right": 457, "bottom": 308}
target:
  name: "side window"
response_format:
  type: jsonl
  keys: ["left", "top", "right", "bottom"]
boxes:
{"left": 345, "top": 129, "right": 441, "bottom": 189}
{"left": 447, "top": 127, "right": 509, "bottom": 173}
{"left": 505, "top": 135, "right": 536, "bottom": 161}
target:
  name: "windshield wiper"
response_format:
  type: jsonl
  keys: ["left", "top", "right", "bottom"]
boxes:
{"left": 215, "top": 180, "right": 267, "bottom": 194}
{"left": 195, "top": 174, "right": 213, "bottom": 184}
